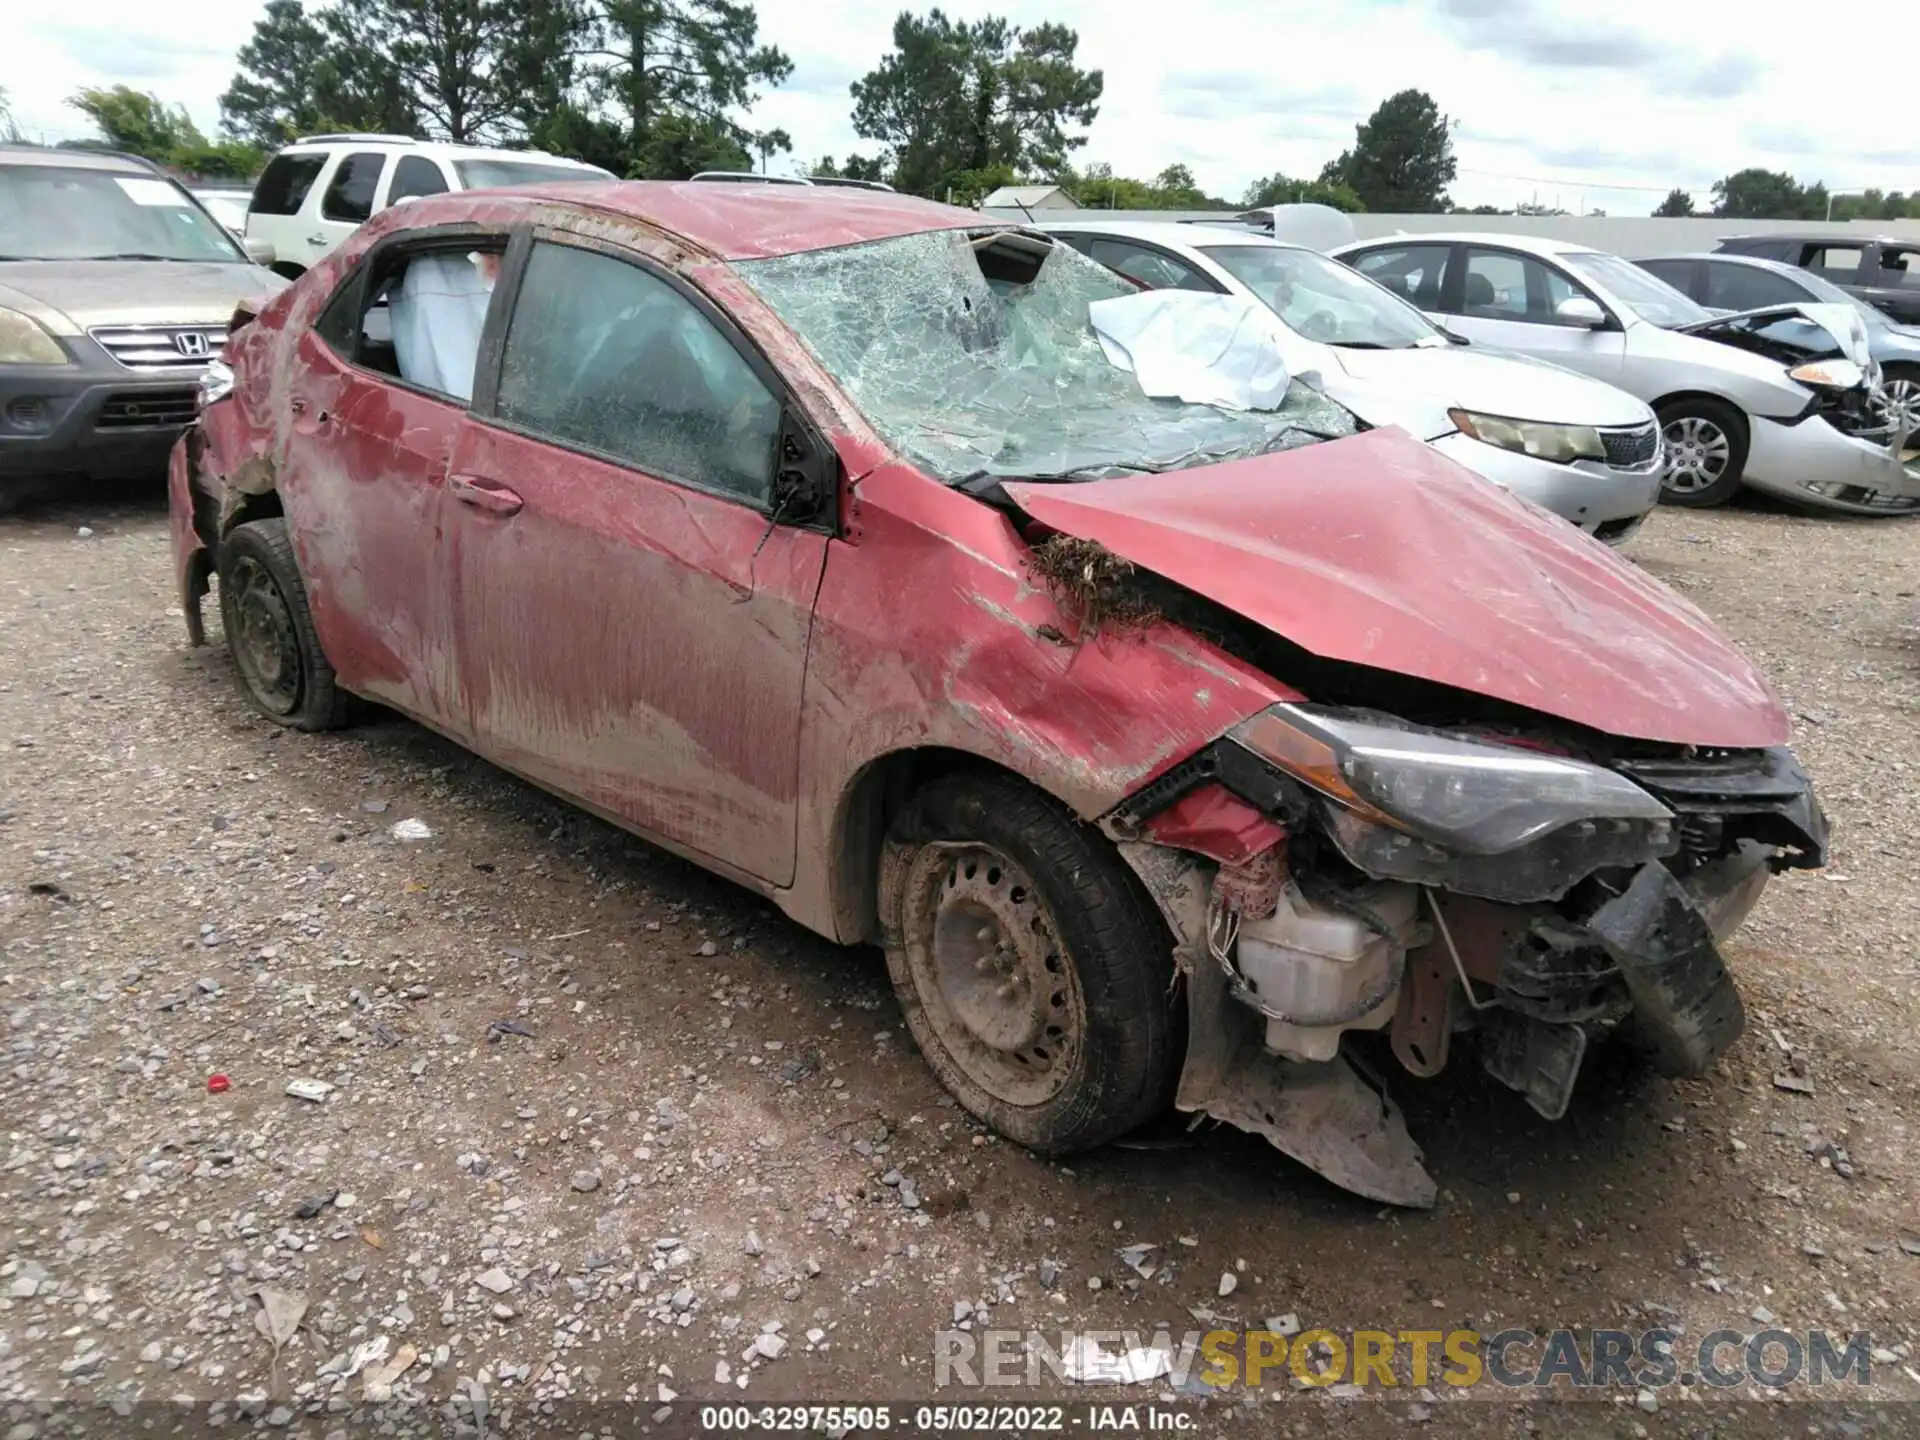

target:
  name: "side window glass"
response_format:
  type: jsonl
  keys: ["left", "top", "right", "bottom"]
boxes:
{"left": 388, "top": 156, "right": 451, "bottom": 205}
{"left": 1349, "top": 245, "right": 1450, "bottom": 310}
{"left": 497, "top": 242, "right": 782, "bottom": 505}
{"left": 1882, "top": 247, "right": 1920, "bottom": 289}
{"left": 1462, "top": 248, "right": 1599, "bottom": 324}
{"left": 1636, "top": 259, "right": 1695, "bottom": 296}
{"left": 1705, "top": 263, "right": 1806, "bottom": 311}
{"left": 1086, "top": 239, "right": 1214, "bottom": 293}
{"left": 1810, "top": 245, "right": 1862, "bottom": 273}
{"left": 321, "top": 244, "right": 505, "bottom": 403}
{"left": 251, "top": 153, "right": 326, "bottom": 216}
{"left": 321, "top": 152, "right": 387, "bottom": 224}
{"left": 1462, "top": 250, "right": 1529, "bottom": 317}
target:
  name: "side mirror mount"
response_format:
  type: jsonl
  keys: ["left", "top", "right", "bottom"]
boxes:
{"left": 244, "top": 236, "right": 276, "bottom": 267}
{"left": 772, "top": 411, "right": 835, "bottom": 525}
{"left": 1555, "top": 297, "right": 1607, "bottom": 329}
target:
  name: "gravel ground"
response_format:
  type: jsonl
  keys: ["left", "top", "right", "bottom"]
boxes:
{"left": 3, "top": 486, "right": 1919, "bottom": 1439}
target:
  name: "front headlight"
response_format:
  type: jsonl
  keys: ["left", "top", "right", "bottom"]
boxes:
{"left": 0, "top": 307, "right": 70, "bottom": 366}
{"left": 1787, "top": 359, "right": 1865, "bottom": 391}
{"left": 1448, "top": 408, "right": 1606, "bottom": 464}
{"left": 197, "top": 356, "right": 235, "bottom": 411}
{"left": 1231, "top": 704, "right": 1671, "bottom": 855}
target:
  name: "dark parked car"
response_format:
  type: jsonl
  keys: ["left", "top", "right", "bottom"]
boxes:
{"left": 1713, "top": 234, "right": 1920, "bottom": 326}
{"left": 1636, "top": 252, "right": 1920, "bottom": 443}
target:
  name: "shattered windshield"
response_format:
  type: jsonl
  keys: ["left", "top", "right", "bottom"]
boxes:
{"left": 736, "top": 229, "right": 1358, "bottom": 483}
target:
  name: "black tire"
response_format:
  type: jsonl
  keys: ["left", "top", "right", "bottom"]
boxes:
{"left": 878, "top": 771, "right": 1181, "bottom": 1154}
{"left": 1656, "top": 397, "right": 1749, "bottom": 508}
{"left": 217, "top": 517, "right": 351, "bottom": 731}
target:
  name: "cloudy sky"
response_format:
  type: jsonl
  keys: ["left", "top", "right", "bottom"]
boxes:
{"left": 5, "top": 0, "right": 1909, "bottom": 212}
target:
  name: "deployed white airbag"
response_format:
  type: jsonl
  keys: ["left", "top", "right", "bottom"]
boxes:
{"left": 389, "top": 252, "right": 492, "bottom": 401}
{"left": 1089, "top": 291, "right": 1294, "bottom": 411}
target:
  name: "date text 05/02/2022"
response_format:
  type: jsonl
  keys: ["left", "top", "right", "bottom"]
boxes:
{"left": 695, "top": 1404, "right": 1194, "bottom": 1431}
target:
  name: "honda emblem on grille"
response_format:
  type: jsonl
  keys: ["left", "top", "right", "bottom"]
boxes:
{"left": 173, "top": 331, "right": 210, "bottom": 358}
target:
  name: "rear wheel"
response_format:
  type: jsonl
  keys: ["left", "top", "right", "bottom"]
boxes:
{"left": 217, "top": 518, "right": 351, "bottom": 731}
{"left": 879, "top": 772, "right": 1181, "bottom": 1154}
{"left": 1657, "top": 398, "right": 1749, "bottom": 508}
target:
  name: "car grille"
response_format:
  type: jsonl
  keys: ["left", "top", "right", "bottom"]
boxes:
{"left": 96, "top": 389, "right": 198, "bottom": 429}
{"left": 88, "top": 325, "right": 226, "bottom": 371}
{"left": 1599, "top": 422, "right": 1659, "bottom": 470}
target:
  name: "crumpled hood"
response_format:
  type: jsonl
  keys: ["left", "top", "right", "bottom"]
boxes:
{"left": 1332, "top": 345, "right": 1652, "bottom": 429}
{"left": 1003, "top": 427, "right": 1789, "bottom": 749}
{"left": 0, "top": 261, "right": 283, "bottom": 334}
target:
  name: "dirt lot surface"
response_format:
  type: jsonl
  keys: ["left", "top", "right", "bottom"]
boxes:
{"left": 4, "top": 486, "right": 1919, "bottom": 1439}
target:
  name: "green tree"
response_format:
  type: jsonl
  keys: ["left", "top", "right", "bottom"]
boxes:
{"left": 1242, "top": 172, "right": 1364, "bottom": 212}
{"left": 1652, "top": 187, "right": 1695, "bottom": 217}
{"left": 1320, "top": 89, "right": 1456, "bottom": 212}
{"left": 1710, "top": 168, "right": 1830, "bottom": 220}
{"left": 70, "top": 85, "right": 263, "bottom": 179}
{"left": 579, "top": 0, "right": 792, "bottom": 169}
{"left": 850, "top": 9, "right": 1102, "bottom": 198}
{"left": 68, "top": 86, "right": 201, "bottom": 161}
{"left": 220, "top": 0, "right": 417, "bottom": 145}
{"left": 0, "top": 85, "right": 18, "bottom": 143}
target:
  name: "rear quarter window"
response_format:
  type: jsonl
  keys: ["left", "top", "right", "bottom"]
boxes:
{"left": 250, "top": 153, "right": 327, "bottom": 216}
{"left": 321, "top": 152, "right": 387, "bottom": 224}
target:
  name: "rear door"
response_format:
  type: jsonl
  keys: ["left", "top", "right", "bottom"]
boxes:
{"left": 1439, "top": 245, "right": 1627, "bottom": 382}
{"left": 445, "top": 231, "right": 830, "bottom": 885}
{"left": 273, "top": 227, "right": 510, "bottom": 732}
{"left": 303, "top": 150, "right": 388, "bottom": 267}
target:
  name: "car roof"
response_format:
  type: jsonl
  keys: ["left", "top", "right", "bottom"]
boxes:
{"left": 0, "top": 144, "right": 160, "bottom": 175}
{"left": 1644, "top": 252, "right": 1810, "bottom": 271}
{"left": 277, "top": 138, "right": 604, "bottom": 169}
{"left": 1039, "top": 218, "right": 1305, "bottom": 253}
{"left": 458, "top": 179, "right": 984, "bottom": 261}
{"left": 1340, "top": 231, "right": 1604, "bottom": 258}
{"left": 1724, "top": 231, "right": 1900, "bottom": 244}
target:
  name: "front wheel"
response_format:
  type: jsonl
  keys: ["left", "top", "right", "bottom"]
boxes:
{"left": 1657, "top": 398, "right": 1749, "bottom": 508}
{"left": 1875, "top": 364, "right": 1920, "bottom": 439}
{"left": 217, "top": 518, "right": 351, "bottom": 731}
{"left": 878, "top": 772, "right": 1181, "bottom": 1154}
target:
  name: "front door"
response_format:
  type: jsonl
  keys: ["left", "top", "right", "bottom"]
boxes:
{"left": 447, "top": 235, "right": 828, "bottom": 885}
{"left": 274, "top": 232, "right": 506, "bottom": 732}
{"left": 1440, "top": 245, "right": 1628, "bottom": 383}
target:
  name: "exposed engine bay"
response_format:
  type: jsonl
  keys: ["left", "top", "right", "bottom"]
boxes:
{"left": 1107, "top": 704, "right": 1829, "bottom": 1208}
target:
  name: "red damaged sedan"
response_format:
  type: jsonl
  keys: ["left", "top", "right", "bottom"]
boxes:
{"left": 170, "top": 183, "right": 1827, "bottom": 1206}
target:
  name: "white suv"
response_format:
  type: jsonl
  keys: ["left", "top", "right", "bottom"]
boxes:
{"left": 244, "top": 135, "right": 613, "bottom": 277}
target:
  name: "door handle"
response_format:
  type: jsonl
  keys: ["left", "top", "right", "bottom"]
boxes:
{"left": 307, "top": 233, "right": 327, "bottom": 246}
{"left": 449, "top": 474, "right": 524, "bottom": 516}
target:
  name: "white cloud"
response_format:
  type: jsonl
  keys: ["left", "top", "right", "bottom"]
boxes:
{"left": 6, "top": 0, "right": 1907, "bottom": 213}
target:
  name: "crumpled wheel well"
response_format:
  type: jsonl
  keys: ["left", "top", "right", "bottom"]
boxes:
{"left": 830, "top": 746, "right": 1039, "bottom": 944}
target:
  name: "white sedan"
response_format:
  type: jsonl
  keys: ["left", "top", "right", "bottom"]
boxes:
{"left": 1043, "top": 219, "right": 1664, "bottom": 543}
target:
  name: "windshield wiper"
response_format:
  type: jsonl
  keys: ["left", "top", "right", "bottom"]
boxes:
{"left": 81, "top": 252, "right": 192, "bottom": 262}
{"left": 1330, "top": 341, "right": 1392, "bottom": 350}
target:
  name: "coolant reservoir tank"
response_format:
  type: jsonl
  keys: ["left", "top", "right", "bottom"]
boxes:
{"left": 1234, "top": 882, "right": 1421, "bottom": 1063}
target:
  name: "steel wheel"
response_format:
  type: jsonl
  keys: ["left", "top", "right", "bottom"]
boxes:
{"left": 1661, "top": 415, "right": 1733, "bottom": 495}
{"left": 227, "top": 553, "right": 303, "bottom": 716}
{"left": 897, "top": 841, "right": 1087, "bottom": 1108}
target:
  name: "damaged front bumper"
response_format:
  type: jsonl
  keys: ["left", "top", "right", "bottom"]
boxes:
{"left": 1742, "top": 410, "right": 1920, "bottom": 515}
{"left": 1114, "top": 716, "right": 1829, "bottom": 1209}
